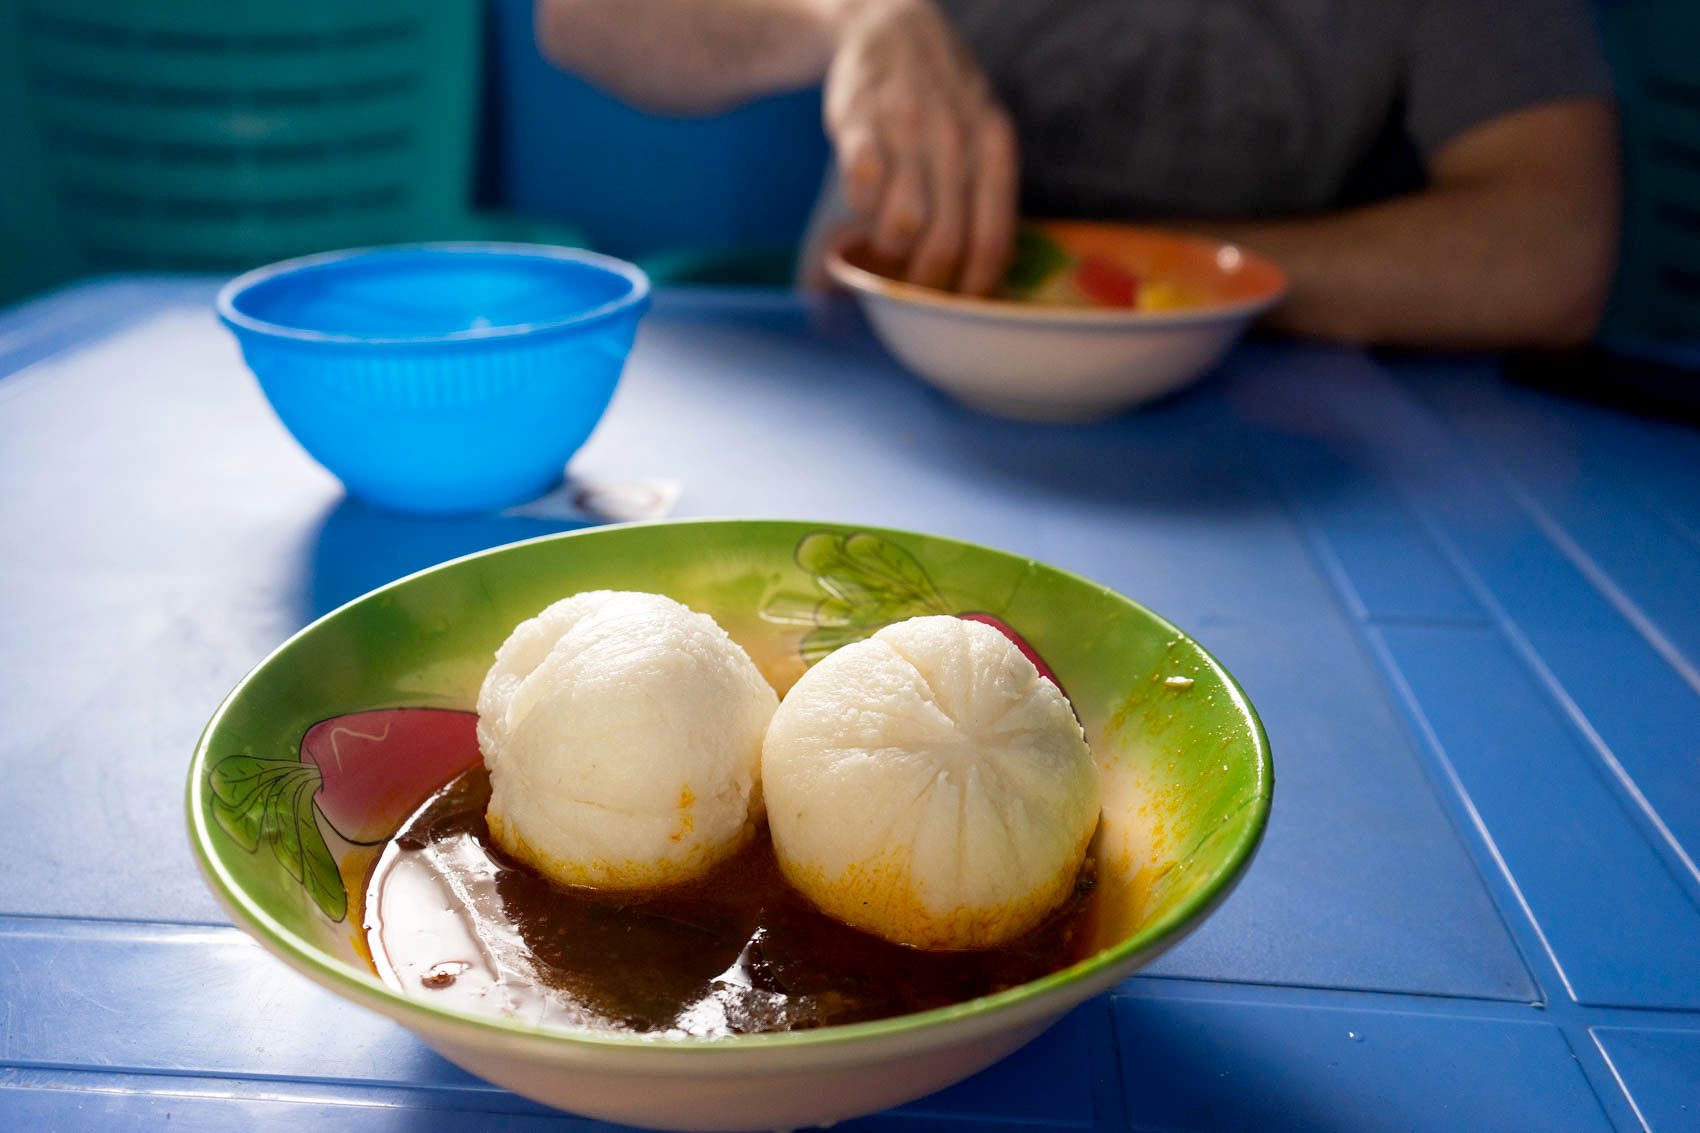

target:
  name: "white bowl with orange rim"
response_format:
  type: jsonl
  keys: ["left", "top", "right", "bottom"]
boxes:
{"left": 827, "top": 221, "right": 1288, "bottom": 422}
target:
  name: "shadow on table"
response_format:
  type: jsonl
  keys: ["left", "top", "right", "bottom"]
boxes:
{"left": 1118, "top": 1008, "right": 1361, "bottom": 1133}
{"left": 367, "top": 1040, "right": 578, "bottom": 1128}
{"left": 301, "top": 495, "right": 591, "bottom": 621}
{"left": 918, "top": 367, "right": 1358, "bottom": 517}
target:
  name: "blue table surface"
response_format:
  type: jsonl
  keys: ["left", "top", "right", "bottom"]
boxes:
{"left": 1, "top": 277, "right": 1697, "bottom": 1132}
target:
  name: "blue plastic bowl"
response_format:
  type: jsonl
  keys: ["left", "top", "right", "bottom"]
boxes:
{"left": 217, "top": 243, "right": 650, "bottom": 515}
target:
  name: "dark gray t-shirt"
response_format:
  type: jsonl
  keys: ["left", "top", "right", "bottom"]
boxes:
{"left": 935, "top": 0, "right": 1614, "bottom": 217}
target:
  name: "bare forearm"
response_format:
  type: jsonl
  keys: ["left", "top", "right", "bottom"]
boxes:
{"left": 1206, "top": 189, "right": 1607, "bottom": 350}
{"left": 1204, "top": 102, "right": 1620, "bottom": 351}
{"left": 535, "top": 0, "right": 848, "bottom": 114}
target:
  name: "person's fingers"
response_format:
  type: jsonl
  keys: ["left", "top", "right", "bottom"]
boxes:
{"left": 871, "top": 156, "right": 927, "bottom": 262}
{"left": 905, "top": 111, "right": 968, "bottom": 288}
{"left": 820, "top": 28, "right": 873, "bottom": 134}
{"left": 958, "top": 107, "right": 1020, "bottom": 296}
{"left": 824, "top": 3, "right": 1006, "bottom": 284}
{"left": 823, "top": 42, "right": 889, "bottom": 221}
{"left": 870, "top": 91, "right": 929, "bottom": 261}
{"left": 834, "top": 120, "right": 887, "bottom": 218}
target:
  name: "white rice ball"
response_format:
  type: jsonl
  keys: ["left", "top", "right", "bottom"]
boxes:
{"left": 477, "top": 590, "right": 778, "bottom": 889}
{"left": 763, "top": 615, "right": 1100, "bottom": 950}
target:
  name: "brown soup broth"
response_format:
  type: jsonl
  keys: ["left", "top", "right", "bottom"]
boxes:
{"left": 362, "top": 767, "right": 1096, "bottom": 1036}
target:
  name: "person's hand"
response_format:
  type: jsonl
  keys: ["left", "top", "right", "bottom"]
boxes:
{"left": 822, "top": 0, "right": 1019, "bottom": 295}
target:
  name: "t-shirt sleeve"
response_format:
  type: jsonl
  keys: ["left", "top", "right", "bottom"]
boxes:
{"left": 1403, "top": 0, "right": 1615, "bottom": 157}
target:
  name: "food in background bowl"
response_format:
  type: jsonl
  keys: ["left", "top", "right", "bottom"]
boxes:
{"left": 188, "top": 520, "right": 1271, "bottom": 1131}
{"left": 826, "top": 221, "right": 1287, "bottom": 422}
{"left": 997, "top": 226, "right": 1210, "bottom": 311}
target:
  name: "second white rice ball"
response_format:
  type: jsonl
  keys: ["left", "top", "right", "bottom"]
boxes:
{"left": 763, "top": 615, "right": 1101, "bottom": 950}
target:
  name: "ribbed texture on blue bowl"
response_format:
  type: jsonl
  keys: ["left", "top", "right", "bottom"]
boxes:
{"left": 252, "top": 332, "right": 635, "bottom": 410}
{"left": 219, "top": 244, "right": 648, "bottom": 514}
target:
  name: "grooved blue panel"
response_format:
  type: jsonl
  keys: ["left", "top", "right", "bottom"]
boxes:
{"left": 895, "top": 1004, "right": 1099, "bottom": 1126}
{"left": 1112, "top": 991, "right": 1610, "bottom": 1132}
{"left": 0, "top": 1062, "right": 1124, "bottom": 1133}
{"left": 1591, "top": 1027, "right": 1700, "bottom": 1132}
{"left": 0, "top": 295, "right": 1535, "bottom": 1004}
{"left": 0, "top": 298, "right": 583, "bottom": 924}
{"left": 593, "top": 326, "right": 1535, "bottom": 1000}
{"left": 0, "top": 917, "right": 1100, "bottom": 1127}
{"left": 0, "top": 919, "right": 485, "bottom": 1088}
{"left": 7, "top": 279, "right": 1700, "bottom": 1131}
{"left": 1222, "top": 347, "right": 1490, "bottom": 626}
{"left": 0, "top": 1068, "right": 584, "bottom": 1132}
{"left": 0, "top": 277, "right": 211, "bottom": 383}
{"left": 1242, "top": 354, "right": 1700, "bottom": 897}
{"left": 1291, "top": 481, "right": 1487, "bottom": 624}
{"left": 1403, "top": 459, "right": 1700, "bottom": 895}
{"left": 1376, "top": 624, "right": 1700, "bottom": 1007}
{"left": 1138, "top": 619, "right": 1535, "bottom": 1000}
{"left": 1241, "top": 429, "right": 1486, "bottom": 624}
{"left": 1419, "top": 370, "right": 1700, "bottom": 670}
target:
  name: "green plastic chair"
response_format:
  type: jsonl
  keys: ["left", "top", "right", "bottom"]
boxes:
{"left": 16, "top": 0, "right": 509, "bottom": 275}
{"left": 0, "top": 1, "right": 80, "bottom": 306}
{"left": 1596, "top": 0, "right": 1700, "bottom": 362}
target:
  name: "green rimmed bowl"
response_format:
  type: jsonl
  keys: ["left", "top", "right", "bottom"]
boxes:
{"left": 187, "top": 519, "right": 1271, "bottom": 1131}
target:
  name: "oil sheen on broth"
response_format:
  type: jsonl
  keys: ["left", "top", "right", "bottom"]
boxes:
{"left": 363, "top": 768, "right": 1096, "bottom": 1036}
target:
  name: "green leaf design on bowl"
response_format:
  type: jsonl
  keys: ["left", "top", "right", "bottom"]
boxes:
{"left": 204, "top": 708, "right": 483, "bottom": 925}
{"left": 790, "top": 531, "right": 951, "bottom": 661}
{"left": 208, "top": 754, "right": 345, "bottom": 921}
